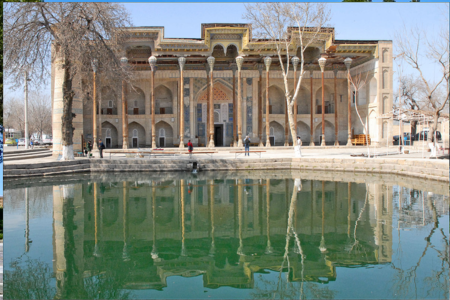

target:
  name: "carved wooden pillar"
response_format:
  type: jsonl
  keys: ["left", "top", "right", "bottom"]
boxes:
{"left": 333, "top": 65, "right": 339, "bottom": 146}
{"left": 292, "top": 56, "right": 299, "bottom": 144}
{"left": 207, "top": 56, "right": 215, "bottom": 148}
{"left": 120, "top": 57, "right": 128, "bottom": 149}
{"left": 310, "top": 68, "right": 314, "bottom": 146}
{"left": 264, "top": 56, "right": 272, "bottom": 147}
{"left": 319, "top": 57, "right": 327, "bottom": 147}
{"left": 179, "top": 57, "right": 186, "bottom": 148}
{"left": 205, "top": 64, "right": 210, "bottom": 148}
{"left": 149, "top": 56, "right": 157, "bottom": 148}
{"left": 92, "top": 59, "right": 98, "bottom": 150}
{"left": 344, "top": 57, "right": 353, "bottom": 146}
{"left": 231, "top": 64, "right": 237, "bottom": 147}
{"left": 236, "top": 56, "right": 244, "bottom": 147}
{"left": 258, "top": 64, "right": 263, "bottom": 146}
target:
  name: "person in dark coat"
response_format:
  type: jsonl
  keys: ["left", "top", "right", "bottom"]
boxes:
{"left": 244, "top": 136, "right": 250, "bottom": 156}
{"left": 98, "top": 139, "right": 105, "bottom": 158}
{"left": 86, "top": 141, "right": 92, "bottom": 157}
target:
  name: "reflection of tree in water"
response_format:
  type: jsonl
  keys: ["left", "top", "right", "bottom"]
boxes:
{"left": 5, "top": 258, "right": 56, "bottom": 299}
{"left": 251, "top": 180, "right": 337, "bottom": 300}
{"left": 251, "top": 273, "right": 336, "bottom": 299}
{"left": 390, "top": 194, "right": 449, "bottom": 299}
{"left": 4, "top": 257, "right": 134, "bottom": 299}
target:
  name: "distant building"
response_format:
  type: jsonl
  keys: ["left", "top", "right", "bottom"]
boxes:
{"left": 52, "top": 24, "right": 393, "bottom": 154}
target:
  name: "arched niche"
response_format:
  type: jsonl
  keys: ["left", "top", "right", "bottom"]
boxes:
{"left": 101, "top": 86, "right": 118, "bottom": 115}
{"left": 102, "top": 121, "right": 118, "bottom": 148}
{"left": 212, "top": 44, "right": 226, "bottom": 58}
{"left": 314, "top": 121, "right": 335, "bottom": 144}
{"left": 127, "top": 87, "right": 145, "bottom": 115}
{"left": 296, "top": 121, "right": 311, "bottom": 144}
{"left": 265, "top": 85, "right": 285, "bottom": 114}
{"left": 156, "top": 121, "right": 174, "bottom": 147}
{"left": 155, "top": 85, "right": 173, "bottom": 115}
{"left": 128, "top": 122, "right": 146, "bottom": 148}
{"left": 226, "top": 44, "right": 238, "bottom": 59}
{"left": 315, "top": 86, "right": 334, "bottom": 114}
{"left": 262, "top": 121, "right": 284, "bottom": 146}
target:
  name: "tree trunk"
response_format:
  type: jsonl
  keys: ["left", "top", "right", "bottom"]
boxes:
{"left": 410, "top": 120, "right": 417, "bottom": 139}
{"left": 61, "top": 58, "right": 75, "bottom": 160}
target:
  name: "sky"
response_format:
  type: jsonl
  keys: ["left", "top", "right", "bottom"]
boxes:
{"left": 4, "top": 3, "right": 448, "bottom": 100}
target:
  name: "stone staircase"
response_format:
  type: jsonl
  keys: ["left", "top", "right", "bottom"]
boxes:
{"left": 4, "top": 148, "right": 52, "bottom": 161}
{"left": 4, "top": 160, "right": 91, "bottom": 177}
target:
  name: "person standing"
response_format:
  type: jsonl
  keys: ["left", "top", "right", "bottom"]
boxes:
{"left": 297, "top": 136, "right": 302, "bottom": 158}
{"left": 30, "top": 139, "right": 33, "bottom": 149}
{"left": 187, "top": 140, "right": 193, "bottom": 158}
{"left": 98, "top": 139, "right": 105, "bottom": 158}
{"left": 244, "top": 136, "right": 251, "bottom": 156}
{"left": 87, "top": 141, "right": 92, "bottom": 158}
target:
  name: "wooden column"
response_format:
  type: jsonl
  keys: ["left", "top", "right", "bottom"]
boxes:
{"left": 292, "top": 57, "right": 299, "bottom": 142}
{"left": 258, "top": 64, "right": 263, "bottom": 146}
{"left": 319, "top": 57, "right": 326, "bottom": 147}
{"left": 149, "top": 56, "right": 157, "bottom": 148}
{"left": 98, "top": 91, "right": 102, "bottom": 142}
{"left": 264, "top": 57, "right": 272, "bottom": 147}
{"left": 179, "top": 57, "right": 186, "bottom": 148}
{"left": 205, "top": 64, "right": 210, "bottom": 148}
{"left": 120, "top": 57, "right": 128, "bottom": 149}
{"left": 333, "top": 65, "right": 339, "bottom": 146}
{"left": 92, "top": 62, "right": 98, "bottom": 150}
{"left": 310, "top": 70, "right": 314, "bottom": 146}
{"left": 236, "top": 56, "right": 244, "bottom": 147}
{"left": 232, "top": 64, "right": 237, "bottom": 147}
{"left": 345, "top": 58, "right": 353, "bottom": 146}
{"left": 207, "top": 56, "right": 215, "bottom": 148}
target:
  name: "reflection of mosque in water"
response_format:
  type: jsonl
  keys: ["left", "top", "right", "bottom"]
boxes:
{"left": 52, "top": 178, "right": 396, "bottom": 294}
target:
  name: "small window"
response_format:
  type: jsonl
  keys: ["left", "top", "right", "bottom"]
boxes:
{"left": 133, "top": 129, "right": 138, "bottom": 138}
{"left": 159, "top": 128, "right": 165, "bottom": 137}
{"left": 108, "top": 100, "right": 113, "bottom": 108}
{"left": 340, "top": 95, "right": 343, "bottom": 103}
{"left": 269, "top": 127, "right": 274, "bottom": 136}
{"left": 134, "top": 100, "right": 138, "bottom": 108}
{"left": 106, "top": 129, "right": 111, "bottom": 138}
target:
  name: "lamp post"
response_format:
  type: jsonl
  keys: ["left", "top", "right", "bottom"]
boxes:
{"left": 236, "top": 56, "right": 244, "bottom": 147}
{"left": 207, "top": 56, "right": 215, "bottom": 148}
{"left": 264, "top": 56, "right": 272, "bottom": 147}
{"left": 120, "top": 57, "right": 128, "bottom": 149}
{"left": 149, "top": 56, "right": 157, "bottom": 148}
{"left": 292, "top": 56, "right": 300, "bottom": 144}
{"left": 318, "top": 57, "right": 327, "bottom": 146}
{"left": 92, "top": 59, "right": 98, "bottom": 152}
{"left": 179, "top": 57, "right": 186, "bottom": 148}
{"left": 344, "top": 57, "right": 353, "bottom": 146}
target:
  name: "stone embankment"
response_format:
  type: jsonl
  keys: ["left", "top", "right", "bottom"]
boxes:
{"left": 4, "top": 157, "right": 449, "bottom": 182}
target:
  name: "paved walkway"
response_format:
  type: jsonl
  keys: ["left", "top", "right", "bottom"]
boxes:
{"left": 4, "top": 145, "right": 448, "bottom": 165}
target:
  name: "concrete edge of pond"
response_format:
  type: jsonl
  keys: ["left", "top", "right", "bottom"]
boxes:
{"left": 4, "top": 157, "right": 449, "bottom": 182}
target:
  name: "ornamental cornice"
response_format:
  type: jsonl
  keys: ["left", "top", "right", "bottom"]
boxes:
{"left": 336, "top": 44, "right": 378, "bottom": 58}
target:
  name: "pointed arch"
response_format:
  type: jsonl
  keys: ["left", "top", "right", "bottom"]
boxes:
{"left": 101, "top": 121, "right": 118, "bottom": 148}
{"left": 155, "top": 85, "right": 173, "bottom": 114}
{"left": 155, "top": 121, "right": 174, "bottom": 147}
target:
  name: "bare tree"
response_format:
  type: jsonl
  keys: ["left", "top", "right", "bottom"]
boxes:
{"left": 348, "top": 71, "right": 371, "bottom": 156}
{"left": 244, "top": 3, "right": 331, "bottom": 150}
{"left": 394, "top": 18, "right": 449, "bottom": 146}
{"left": 4, "top": 91, "right": 52, "bottom": 141}
{"left": 397, "top": 75, "right": 422, "bottom": 137}
{"left": 28, "top": 90, "right": 52, "bottom": 140}
{"left": 3, "top": 3, "right": 133, "bottom": 160}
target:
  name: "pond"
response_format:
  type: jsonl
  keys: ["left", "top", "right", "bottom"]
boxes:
{"left": 3, "top": 170, "right": 449, "bottom": 299}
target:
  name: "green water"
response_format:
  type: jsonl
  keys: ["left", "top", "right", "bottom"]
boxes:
{"left": 4, "top": 171, "right": 449, "bottom": 299}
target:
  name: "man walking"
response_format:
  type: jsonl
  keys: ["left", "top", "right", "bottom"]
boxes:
{"left": 98, "top": 139, "right": 105, "bottom": 158}
{"left": 244, "top": 136, "right": 250, "bottom": 156}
